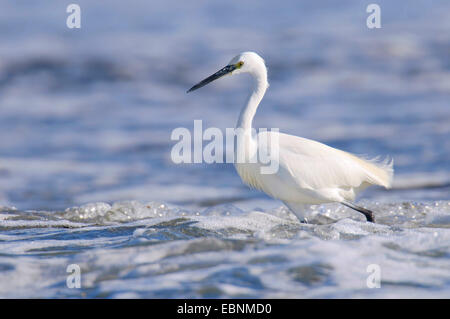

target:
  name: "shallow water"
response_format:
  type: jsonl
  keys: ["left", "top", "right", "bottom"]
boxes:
{"left": 0, "top": 200, "right": 449, "bottom": 298}
{"left": 0, "top": 0, "right": 449, "bottom": 298}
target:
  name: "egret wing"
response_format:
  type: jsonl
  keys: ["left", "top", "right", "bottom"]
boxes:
{"left": 260, "top": 132, "right": 393, "bottom": 190}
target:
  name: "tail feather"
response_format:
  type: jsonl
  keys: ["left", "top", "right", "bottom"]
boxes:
{"left": 362, "top": 156, "right": 394, "bottom": 189}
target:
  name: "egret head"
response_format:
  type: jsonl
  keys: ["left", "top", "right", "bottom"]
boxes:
{"left": 187, "top": 51, "right": 267, "bottom": 93}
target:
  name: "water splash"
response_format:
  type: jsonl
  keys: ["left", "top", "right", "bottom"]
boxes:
{"left": 0, "top": 200, "right": 449, "bottom": 298}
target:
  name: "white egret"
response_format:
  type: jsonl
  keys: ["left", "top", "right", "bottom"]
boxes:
{"left": 187, "top": 52, "right": 393, "bottom": 223}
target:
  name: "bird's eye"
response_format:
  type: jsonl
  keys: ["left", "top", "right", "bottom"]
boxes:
{"left": 236, "top": 61, "right": 244, "bottom": 68}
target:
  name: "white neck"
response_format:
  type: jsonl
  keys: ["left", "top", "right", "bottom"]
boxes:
{"left": 236, "top": 67, "right": 268, "bottom": 131}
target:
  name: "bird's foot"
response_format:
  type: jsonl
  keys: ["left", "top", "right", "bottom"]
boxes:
{"left": 364, "top": 210, "right": 375, "bottom": 223}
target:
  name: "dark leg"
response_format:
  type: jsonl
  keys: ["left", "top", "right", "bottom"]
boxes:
{"left": 341, "top": 201, "right": 375, "bottom": 223}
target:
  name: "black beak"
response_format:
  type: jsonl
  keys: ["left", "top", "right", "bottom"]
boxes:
{"left": 187, "top": 64, "right": 237, "bottom": 93}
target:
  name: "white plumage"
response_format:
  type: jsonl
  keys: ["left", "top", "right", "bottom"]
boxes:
{"left": 188, "top": 51, "right": 393, "bottom": 223}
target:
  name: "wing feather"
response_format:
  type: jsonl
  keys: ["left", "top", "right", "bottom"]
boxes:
{"left": 260, "top": 132, "right": 393, "bottom": 190}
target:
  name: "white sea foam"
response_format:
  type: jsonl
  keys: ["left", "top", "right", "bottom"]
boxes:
{"left": 0, "top": 200, "right": 449, "bottom": 298}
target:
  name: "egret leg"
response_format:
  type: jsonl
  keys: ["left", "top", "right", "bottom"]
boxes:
{"left": 341, "top": 201, "right": 375, "bottom": 223}
{"left": 283, "top": 201, "right": 309, "bottom": 224}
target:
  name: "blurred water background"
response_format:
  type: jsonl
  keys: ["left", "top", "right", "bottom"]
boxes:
{"left": 0, "top": 0, "right": 449, "bottom": 298}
